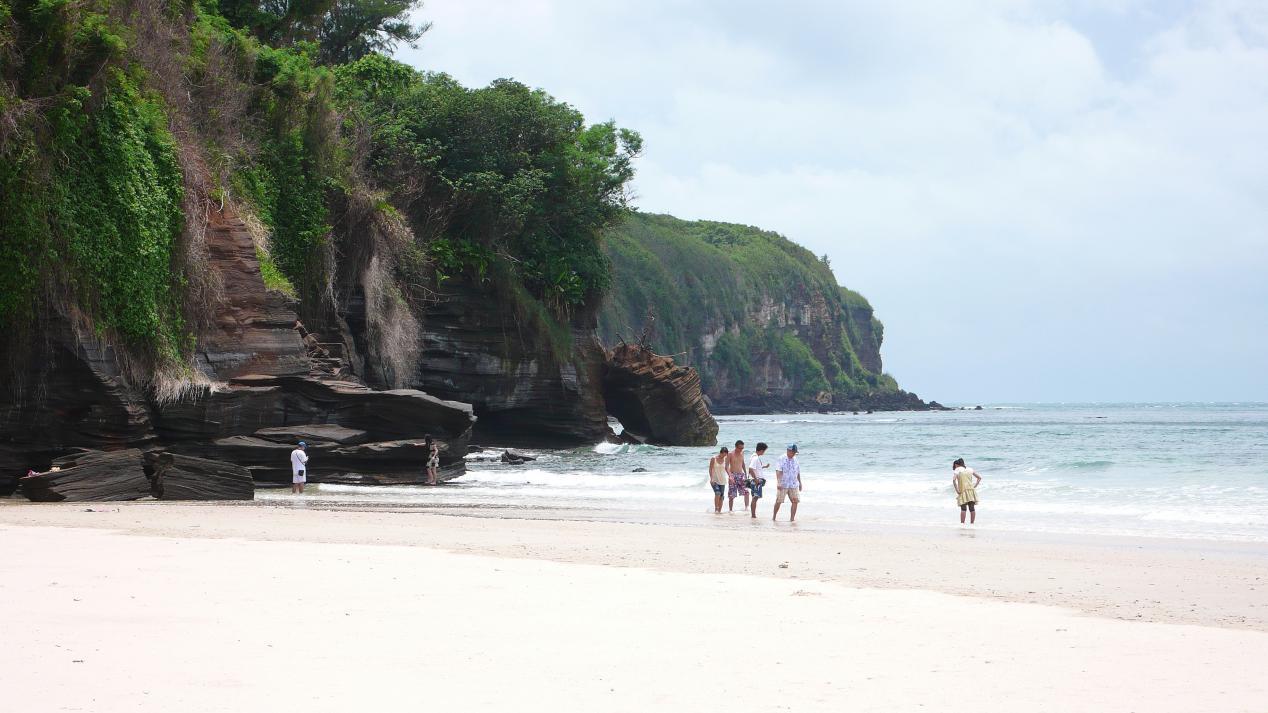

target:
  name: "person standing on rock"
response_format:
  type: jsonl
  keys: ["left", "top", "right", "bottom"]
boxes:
{"left": 747, "top": 442, "right": 771, "bottom": 519}
{"left": 726, "top": 440, "right": 750, "bottom": 512}
{"left": 708, "top": 447, "right": 729, "bottom": 513}
{"left": 290, "top": 441, "right": 309, "bottom": 494}
{"left": 772, "top": 444, "right": 802, "bottom": 522}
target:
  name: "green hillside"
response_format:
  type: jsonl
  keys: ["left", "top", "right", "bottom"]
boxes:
{"left": 600, "top": 213, "right": 912, "bottom": 410}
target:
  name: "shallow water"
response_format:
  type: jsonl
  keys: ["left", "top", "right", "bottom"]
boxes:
{"left": 260, "top": 403, "right": 1268, "bottom": 543}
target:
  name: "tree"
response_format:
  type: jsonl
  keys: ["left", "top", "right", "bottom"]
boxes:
{"left": 219, "top": 0, "right": 429, "bottom": 64}
{"left": 319, "top": 0, "right": 431, "bottom": 64}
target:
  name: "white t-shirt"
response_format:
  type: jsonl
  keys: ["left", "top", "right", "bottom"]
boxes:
{"left": 290, "top": 448, "right": 309, "bottom": 475}
{"left": 748, "top": 454, "right": 770, "bottom": 480}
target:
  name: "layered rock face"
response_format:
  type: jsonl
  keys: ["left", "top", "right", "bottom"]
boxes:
{"left": 18, "top": 449, "right": 254, "bottom": 502}
{"left": 344, "top": 278, "right": 609, "bottom": 446}
{"left": 603, "top": 343, "right": 718, "bottom": 446}
{"left": 1, "top": 207, "right": 475, "bottom": 497}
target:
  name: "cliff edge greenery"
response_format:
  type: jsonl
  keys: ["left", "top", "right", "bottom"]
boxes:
{"left": 0, "top": 0, "right": 638, "bottom": 384}
{"left": 600, "top": 213, "right": 911, "bottom": 410}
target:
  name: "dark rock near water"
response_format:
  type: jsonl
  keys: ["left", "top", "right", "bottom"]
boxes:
{"left": 19, "top": 450, "right": 151, "bottom": 502}
{"left": 0, "top": 317, "right": 156, "bottom": 476}
{"left": 345, "top": 277, "right": 609, "bottom": 446}
{"left": 142, "top": 451, "right": 253, "bottom": 500}
{"left": 500, "top": 449, "right": 537, "bottom": 465}
{"left": 632, "top": 467, "right": 648, "bottom": 473}
{"left": 602, "top": 343, "right": 718, "bottom": 447}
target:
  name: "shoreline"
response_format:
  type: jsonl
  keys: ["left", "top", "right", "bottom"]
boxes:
{"left": 4, "top": 499, "right": 1266, "bottom": 631}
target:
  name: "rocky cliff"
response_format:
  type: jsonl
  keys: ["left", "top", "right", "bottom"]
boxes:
{"left": 0, "top": 206, "right": 475, "bottom": 495}
{"left": 600, "top": 213, "right": 934, "bottom": 413}
{"left": 338, "top": 278, "right": 611, "bottom": 447}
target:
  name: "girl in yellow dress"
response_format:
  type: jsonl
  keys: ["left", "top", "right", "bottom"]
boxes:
{"left": 952, "top": 458, "right": 982, "bottom": 524}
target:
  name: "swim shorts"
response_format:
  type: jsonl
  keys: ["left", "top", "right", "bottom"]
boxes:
{"left": 711, "top": 482, "right": 725, "bottom": 497}
{"left": 959, "top": 501, "right": 976, "bottom": 512}
{"left": 746, "top": 477, "right": 766, "bottom": 499}
{"left": 728, "top": 472, "right": 748, "bottom": 498}
{"left": 775, "top": 487, "right": 800, "bottom": 505}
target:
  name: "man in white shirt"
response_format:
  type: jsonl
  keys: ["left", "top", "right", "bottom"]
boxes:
{"left": 290, "top": 441, "right": 309, "bottom": 494}
{"left": 772, "top": 444, "right": 802, "bottom": 522}
{"left": 746, "top": 442, "right": 771, "bottom": 519}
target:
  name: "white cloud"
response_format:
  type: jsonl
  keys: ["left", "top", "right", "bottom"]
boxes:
{"left": 398, "top": 0, "right": 1268, "bottom": 402}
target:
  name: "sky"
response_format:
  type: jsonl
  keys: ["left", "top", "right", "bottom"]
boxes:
{"left": 396, "top": 1, "right": 1268, "bottom": 403}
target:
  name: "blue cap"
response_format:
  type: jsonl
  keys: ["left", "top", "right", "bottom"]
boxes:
{"left": 786, "top": 443, "right": 798, "bottom": 452}
{"left": 298, "top": 441, "right": 307, "bottom": 447}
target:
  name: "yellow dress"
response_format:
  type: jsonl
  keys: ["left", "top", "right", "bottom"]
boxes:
{"left": 955, "top": 467, "right": 979, "bottom": 506}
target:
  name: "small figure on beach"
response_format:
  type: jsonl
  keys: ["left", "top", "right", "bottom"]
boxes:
{"left": 708, "top": 446, "right": 730, "bottom": 513}
{"left": 773, "top": 444, "right": 802, "bottom": 522}
{"left": 952, "top": 457, "right": 982, "bottom": 524}
{"left": 290, "top": 441, "right": 309, "bottom": 494}
{"left": 424, "top": 435, "right": 439, "bottom": 485}
{"left": 726, "top": 440, "right": 749, "bottom": 512}
{"left": 746, "top": 442, "right": 771, "bottom": 519}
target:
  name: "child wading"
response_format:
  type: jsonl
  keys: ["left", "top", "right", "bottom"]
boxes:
{"left": 952, "top": 458, "right": 982, "bottom": 523}
{"left": 708, "top": 447, "right": 729, "bottom": 513}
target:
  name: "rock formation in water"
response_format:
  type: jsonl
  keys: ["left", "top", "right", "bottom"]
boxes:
{"left": 603, "top": 343, "right": 719, "bottom": 446}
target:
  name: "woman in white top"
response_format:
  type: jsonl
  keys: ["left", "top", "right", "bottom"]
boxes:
{"left": 952, "top": 458, "right": 982, "bottom": 524}
{"left": 708, "top": 447, "right": 729, "bottom": 513}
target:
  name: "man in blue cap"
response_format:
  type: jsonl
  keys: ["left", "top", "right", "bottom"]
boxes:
{"left": 772, "top": 443, "right": 802, "bottom": 522}
{"left": 290, "top": 441, "right": 310, "bottom": 494}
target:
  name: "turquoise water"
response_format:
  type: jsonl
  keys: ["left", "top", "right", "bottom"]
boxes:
{"left": 283, "top": 404, "right": 1268, "bottom": 542}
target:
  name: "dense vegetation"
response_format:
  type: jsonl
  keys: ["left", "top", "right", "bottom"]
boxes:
{"left": 0, "top": 0, "right": 639, "bottom": 382}
{"left": 600, "top": 213, "right": 900, "bottom": 405}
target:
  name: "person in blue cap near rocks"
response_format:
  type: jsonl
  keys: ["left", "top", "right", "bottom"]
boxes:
{"left": 772, "top": 443, "right": 802, "bottom": 522}
{"left": 290, "top": 441, "right": 309, "bottom": 494}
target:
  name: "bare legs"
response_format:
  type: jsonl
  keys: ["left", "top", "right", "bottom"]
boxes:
{"left": 750, "top": 494, "right": 759, "bottom": 519}
{"left": 714, "top": 492, "right": 723, "bottom": 513}
{"left": 960, "top": 504, "right": 977, "bottom": 524}
{"left": 772, "top": 493, "right": 798, "bottom": 522}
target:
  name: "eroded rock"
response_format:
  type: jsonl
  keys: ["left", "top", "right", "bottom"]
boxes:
{"left": 602, "top": 343, "right": 718, "bottom": 446}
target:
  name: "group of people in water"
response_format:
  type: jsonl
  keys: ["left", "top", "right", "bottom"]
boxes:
{"left": 708, "top": 440, "right": 984, "bottom": 523}
{"left": 288, "top": 432, "right": 982, "bottom": 524}
{"left": 708, "top": 441, "right": 802, "bottom": 520}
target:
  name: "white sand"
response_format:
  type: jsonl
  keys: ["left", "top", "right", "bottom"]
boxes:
{"left": 3, "top": 502, "right": 1267, "bottom": 712}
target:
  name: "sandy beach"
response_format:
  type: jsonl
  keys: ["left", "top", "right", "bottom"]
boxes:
{"left": 3, "top": 501, "right": 1267, "bottom": 712}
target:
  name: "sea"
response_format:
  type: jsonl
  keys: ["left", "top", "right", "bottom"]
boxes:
{"left": 263, "top": 403, "right": 1268, "bottom": 543}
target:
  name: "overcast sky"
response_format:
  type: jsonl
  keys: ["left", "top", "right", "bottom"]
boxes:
{"left": 396, "top": 1, "right": 1268, "bottom": 404}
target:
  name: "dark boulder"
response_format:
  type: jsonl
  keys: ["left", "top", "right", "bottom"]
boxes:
{"left": 142, "top": 451, "right": 254, "bottom": 500}
{"left": 500, "top": 449, "right": 537, "bottom": 465}
{"left": 19, "top": 450, "right": 150, "bottom": 502}
{"left": 602, "top": 343, "right": 718, "bottom": 447}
